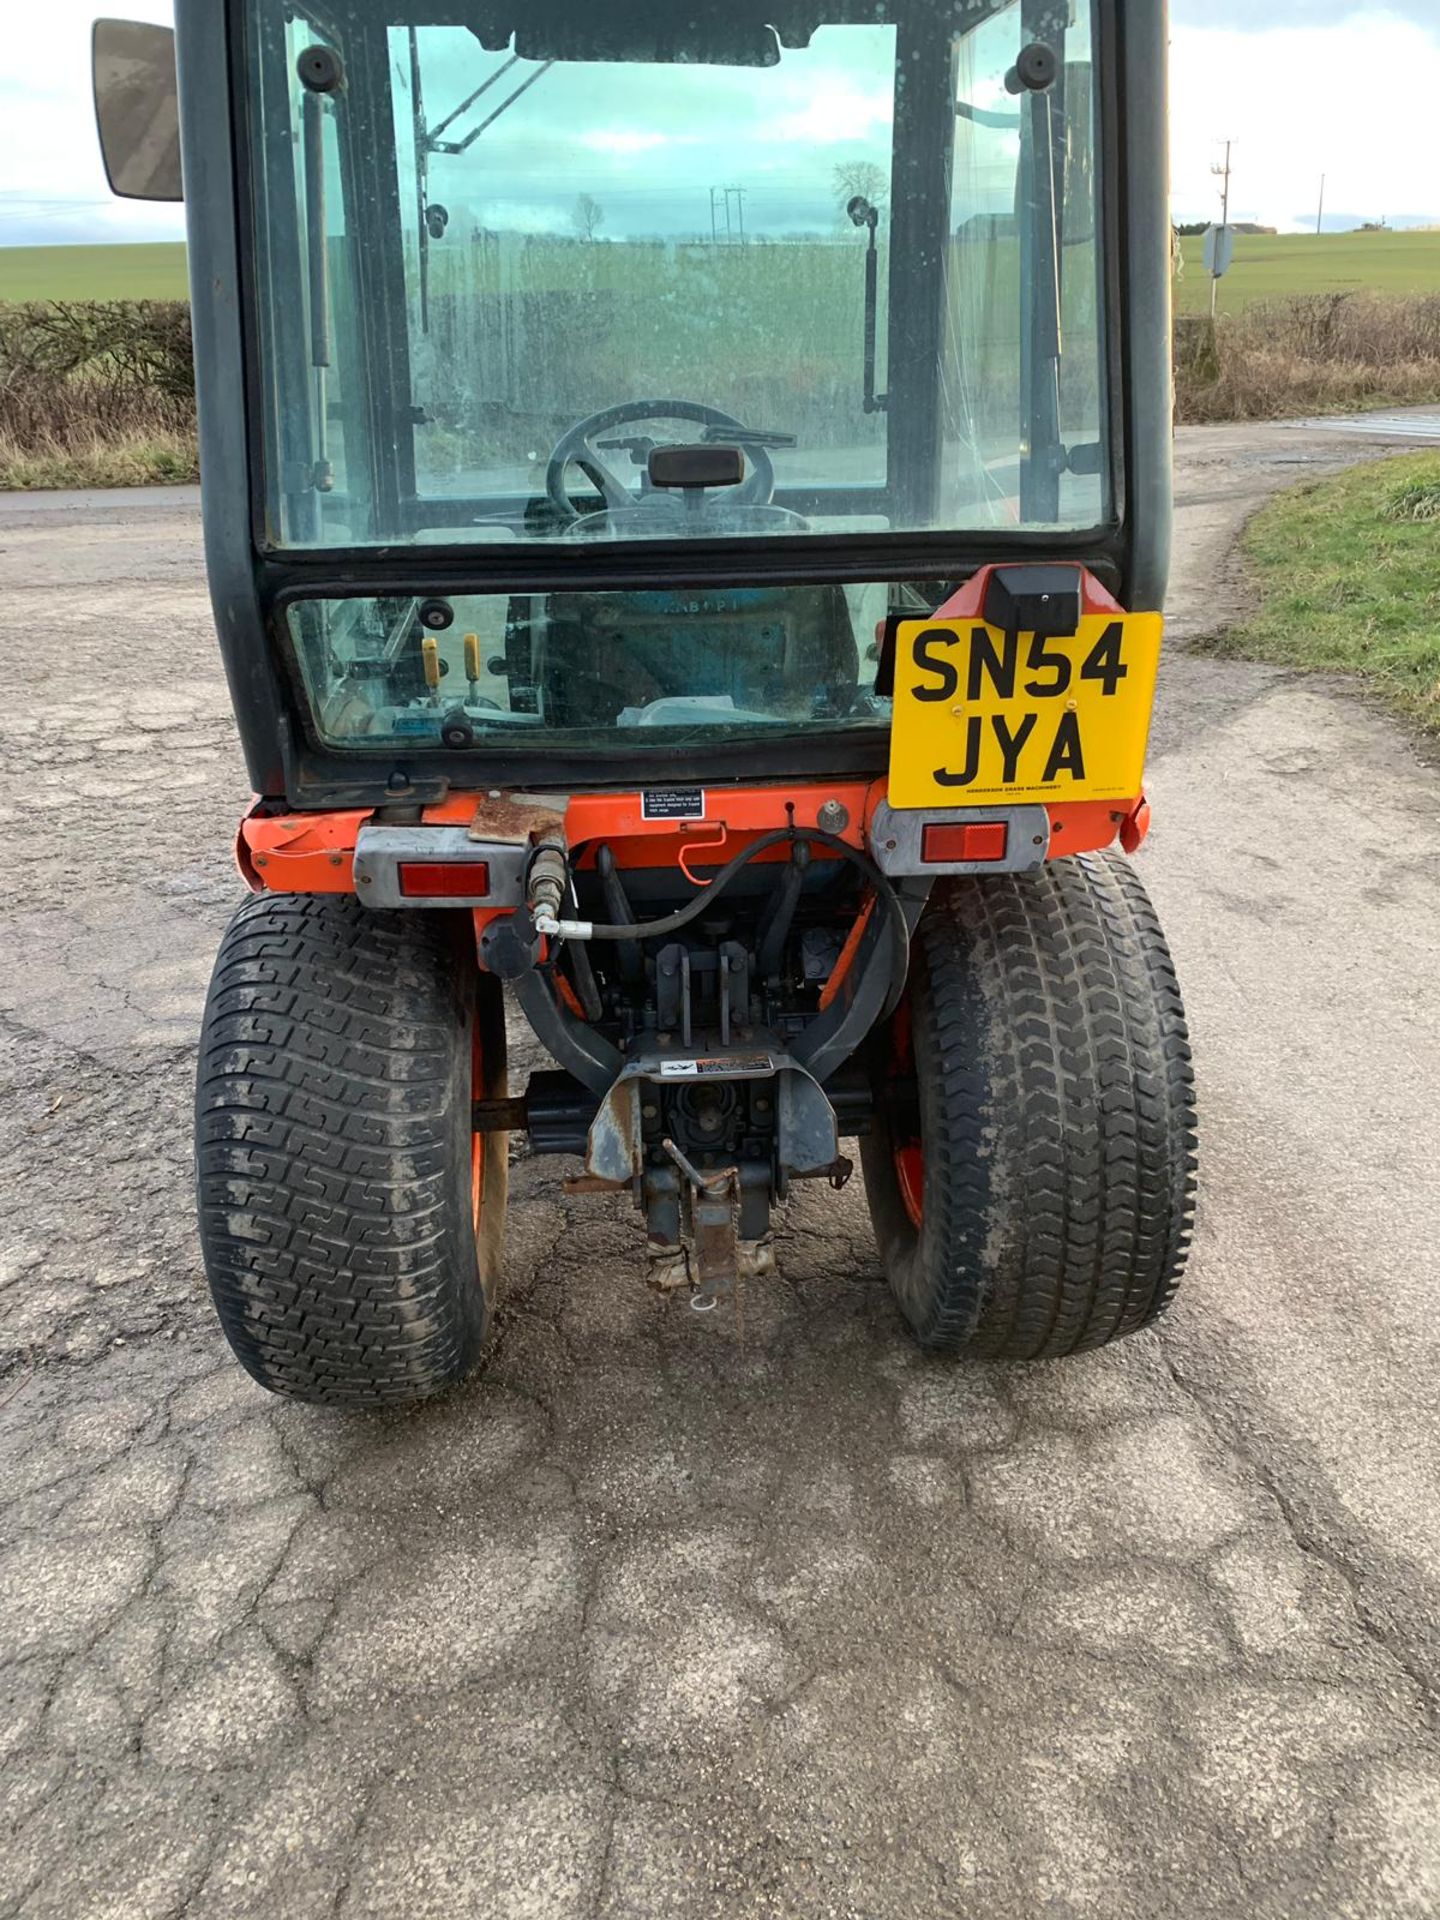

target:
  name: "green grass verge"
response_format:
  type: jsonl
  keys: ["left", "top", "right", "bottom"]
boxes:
{"left": 0, "top": 431, "right": 198, "bottom": 490}
{"left": 1199, "top": 452, "right": 1440, "bottom": 733}
{"left": 1174, "top": 229, "right": 1440, "bottom": 316}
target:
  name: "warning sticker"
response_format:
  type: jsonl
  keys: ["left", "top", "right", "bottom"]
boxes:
{"left": 642, "top": 787, "right": 706, "bottom": 820}
{"left": 658, "top": 1054, "right": 774, "bottom": 1079}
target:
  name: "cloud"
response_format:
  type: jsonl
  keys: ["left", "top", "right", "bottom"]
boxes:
{"left": 474, "top": 199, "right": 575, "bottom": 236}
{"left": 0, "top": 0, "right": 183, "bottom": 245}
{"left": 1174, "top": 0, "right": 1437, "bottom": 29}
{"left": 1168, "top": 14, "right": 1440, "bottom": 228}
{"left": 578, "top": 129, "right": 673, "bottom": 156}
{"left": 0, "top": 189, "right": 184, "bottom": 247}
{"left": 770, "top": 82, "right": 893, "bottom": 147}
{"left": 0, "top": 2, "right": 1436, "bottom": 249}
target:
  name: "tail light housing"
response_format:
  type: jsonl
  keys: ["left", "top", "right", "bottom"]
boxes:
{"left": 354, "top": 824, "right": 528, "bottom": 908}
{"left": 398, "top": 860, "right": 490, "bottom": 898}
{"left": 920, "top": 821, "right": 1008, "bottom": 864}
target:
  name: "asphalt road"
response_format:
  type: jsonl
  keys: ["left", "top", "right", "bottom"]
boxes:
{"left": 2, "top": 414, "right": 1439, "bottom": 1919}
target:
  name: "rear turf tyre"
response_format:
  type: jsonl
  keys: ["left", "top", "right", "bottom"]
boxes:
{"left": 195, "top": 894, "right": 508, "bottom": 1406}
{"left": 861, "top": 852, "right": 1196, "bottom": 1359}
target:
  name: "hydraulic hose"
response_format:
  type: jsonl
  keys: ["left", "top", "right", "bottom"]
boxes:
{"left": 536, "top": 828, "right": 911, "bottom": 1020}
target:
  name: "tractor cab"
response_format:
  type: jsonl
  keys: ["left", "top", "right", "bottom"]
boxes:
{"left": 97, "top": 0, "right": 1170, "bottom": 800}
{"left": 96, "top": 2, "right": 1194, "bottom": 1409}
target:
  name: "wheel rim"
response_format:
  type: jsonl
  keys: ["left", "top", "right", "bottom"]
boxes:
{"left": 470, "top": 1017, "right": 485, "bottom": 1237}
{"left": 894, "top": 1141, "right": 925, "bottom": 1229}
{"left": 886, "top": 996, "right": 924, "bottom": 1229}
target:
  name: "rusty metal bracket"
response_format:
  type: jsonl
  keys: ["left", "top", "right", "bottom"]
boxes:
{"left": 661, "top": 1138, "right": 740, "bottom": 1313}
{"left": 465, "top": 792, "right": 566, "bottom": 847}
{"left": 585, "top": 1043, "right": 838, "bottom": 1188}
{"left": 691, "top": 1173, "right": 740, "bottom": 1313}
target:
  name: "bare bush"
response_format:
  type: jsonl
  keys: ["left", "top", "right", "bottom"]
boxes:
{"left": 1175, "top": 293, "right": 1440, "bottom": 424}
{"left": 0, "top": 302, "right": 196, "bottom": 462}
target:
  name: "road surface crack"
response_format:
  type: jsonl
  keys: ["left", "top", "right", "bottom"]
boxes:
{"left": 1159, "top": 1343, "right": 1440, "bottom": 1726}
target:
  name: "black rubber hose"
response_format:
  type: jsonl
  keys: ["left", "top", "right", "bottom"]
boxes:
{"left": 570, "top": 828, "right": 912, "bottom": 1018}
{"left": 596, "top": 844, "right": 643, "bottom": 983}
{"left": 563, "top": 931, "right": 605, "bottom": 1023}
{"left": 757, "top": 839, "right": 811, "bottom": 978}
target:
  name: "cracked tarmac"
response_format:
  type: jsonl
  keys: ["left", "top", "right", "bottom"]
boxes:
{"left": 2, "top": 414, "right": 1439, "bottom": 1918}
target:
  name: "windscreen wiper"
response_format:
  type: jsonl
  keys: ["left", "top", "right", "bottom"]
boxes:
{"left": 425, "top": 59, "right": 555, "bottom": 156}
{"left": 699, "top": 424, "right": 797, "bottom": 449}
{"left": 426, "top": 54, "right": 520, "bottom": 148}
{"left": 414, "top": 52, "right": 556, "bottom": 334}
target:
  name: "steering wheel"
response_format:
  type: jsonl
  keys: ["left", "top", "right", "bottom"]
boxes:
{"left": 545, "top": 399, "right": 776, "bottom": 525}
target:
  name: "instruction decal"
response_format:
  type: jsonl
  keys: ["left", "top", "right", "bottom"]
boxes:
{"left": 658, "top": 1055, "right": 774, "bottom": 1079}
{"left": 643, "top": 787, "right": 706, "bottom": 820}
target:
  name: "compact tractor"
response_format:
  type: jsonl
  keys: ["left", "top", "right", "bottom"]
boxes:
{"left": 95, "top": 0, "right": 1194, "bottom": 1405}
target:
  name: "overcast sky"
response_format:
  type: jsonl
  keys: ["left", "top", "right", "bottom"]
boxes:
{"left": 1, "top": 1, "right": 1436, "bottom": 249}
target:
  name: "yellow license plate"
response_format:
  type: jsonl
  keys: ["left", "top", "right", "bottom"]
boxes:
{"left": 888, "top": 612, "right": 1163, "bottom": 808}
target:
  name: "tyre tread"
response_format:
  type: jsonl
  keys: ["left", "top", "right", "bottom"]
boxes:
{"left": 195, "top": 894, "right": 499, "bottom": 1405}
{"left": 863, "top": 852, "right": 1197, "bottom": 1360}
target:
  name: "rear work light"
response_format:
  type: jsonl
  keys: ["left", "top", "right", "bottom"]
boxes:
{"left": 397, "top": 861, "right": 491, "bottom": 899}
{"left": 921, "top": 821, "right": 1008, "bottom": 864}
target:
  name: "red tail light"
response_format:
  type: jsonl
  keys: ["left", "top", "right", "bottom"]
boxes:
{"left": 397, "top": 861, "right": 491, "bottom": 898}
{"left": 921, "top": 821, "right": 1008, "bottom": 864}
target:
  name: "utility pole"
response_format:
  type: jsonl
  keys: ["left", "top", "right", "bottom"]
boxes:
{"left": 708, "top": 186, "right": 747, "bottom": 245}
{"left": 1214, "top": 140, "right": 1232, "bottom": 228}
{"left": 1316, "top": 173, "right": 1325, "bottom": 237}
{"left": 1209, "top": 139, "right": 1233, "bottom": 317}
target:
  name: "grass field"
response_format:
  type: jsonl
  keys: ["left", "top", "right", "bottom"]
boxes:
{"left": 3, "top": 228, "right": 1439, "bottom": 309}
{"left": 0, "top": 243, "right": 191, "bottom": 303}
{"left": 1198, "top": 452, "right": 1440, "bottom": 734}
{"left": 1175, "top": 229, "right": 1440, "bottom": 315}
{"left": 3, "top": 232, "right": 1439, "bottom": 488}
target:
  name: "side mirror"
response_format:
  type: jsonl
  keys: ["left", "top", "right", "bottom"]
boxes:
{"left": 92, "top": 18, "right": 182, "bottom": 201}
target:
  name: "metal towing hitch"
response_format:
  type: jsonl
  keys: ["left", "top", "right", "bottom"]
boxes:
{"left": 659, "top": 1138, "right": 741, "bottom": 1313}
